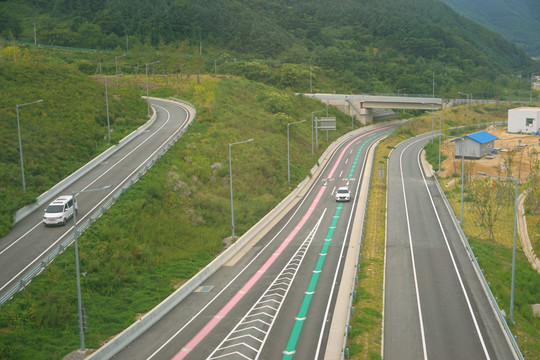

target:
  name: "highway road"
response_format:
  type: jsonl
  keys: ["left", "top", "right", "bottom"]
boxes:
{"left": 384, "top": 133, "right": 516, "bottom": 360}
{"left": 109, "top": 124, "right": 398, "bottom": 360}
{"left": 0, "top": 98, "right": 192, "bottom": 305}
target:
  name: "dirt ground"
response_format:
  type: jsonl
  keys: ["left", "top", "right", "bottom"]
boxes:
{"left": 439, "top": 125, "right": 540, "bottom": 180}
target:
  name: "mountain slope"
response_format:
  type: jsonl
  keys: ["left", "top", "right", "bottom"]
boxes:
{"left": 2, "top": 0, "right": 538, "bottom": 98}
{"left": 440, "top": 0, "right": 540, "bottom": 57}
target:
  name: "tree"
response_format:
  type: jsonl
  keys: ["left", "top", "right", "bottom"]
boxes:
{"left": 525, "top": 147, "right": 540, "bottom": 220}
{"left": 279, "top": 63, "right": 309, "bottom": 89}
{"left": 78, "top": 22, "right": 103, "bottom": 49}
{"left": 0, "top": 9, "right": 22, "bottom": 39}
{"left": 471, "top": 178, "right": 501, "bottom": 240}
{"left": 1, "top": 45, "right": 22, "bottom": 62}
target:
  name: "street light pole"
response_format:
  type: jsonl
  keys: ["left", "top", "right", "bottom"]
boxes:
{"left": 477, "top": 172, "right": 518, "bottom": 323}
{"left": 309, "top": 59, "right": 312, "bottom": 93}
{"left": 145, "top": 60, "right": 160, "bottom": 117}
{"left": 229, "top": 139, "right": 254, "bottom": 239}
{"left": 287, "top": 120, "right": 305, "bottom": 184}
{"left": 72, "top": 185, "right": 112, "bottom": 351}
{"left": 115, "top": 54, "right": 126, "bottom": 86}
{"left": 458, "top": 92, "right": 470, "bottom": 127}
{"left": 531, "top": 72, "right": 536, "bottom": 103}
{"left": 438, "top": 113, "right": 442, "bottom": 172}
{"left": 458, "top": 137, "right": 464, "bottom": 224}
{"left": 16, "top": 99, "right": 43, "bottom": 193}
{"left": 104, "top": 77, "right": 111, "bottom": 144}
{"left": 311, "top": 110, "right": 324, "bottom": 154}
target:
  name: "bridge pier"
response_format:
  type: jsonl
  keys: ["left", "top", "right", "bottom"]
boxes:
{"left": 358, "top": 107, "right": 373, "bottom": 125}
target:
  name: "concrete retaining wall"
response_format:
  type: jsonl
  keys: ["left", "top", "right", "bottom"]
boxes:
{"left": 87, "top": 121, "right": 396, "bottom": 359}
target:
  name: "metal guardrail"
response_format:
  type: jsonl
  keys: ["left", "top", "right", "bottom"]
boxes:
{"left": 339, "top": 131, "right": 523, "bottom": 359}
{"left": 0, "top": 98, "right": 197, "bottom": 309}
{"left": 341, "top": 139, "right": 381, "bottom": 359}
{"left": 433, "top": 173, "right": 523, "bottom": 360}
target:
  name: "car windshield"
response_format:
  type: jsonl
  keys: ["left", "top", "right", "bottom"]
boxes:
{"left": 46, "top": 204, "right": 64, "bottom": 213}
{"left": 338, "top": 189, "right": 348, "bottom": 194}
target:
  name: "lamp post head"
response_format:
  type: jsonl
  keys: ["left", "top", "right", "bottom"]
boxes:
{"left": 17, "top": 99, "right": 44, "bottom": 109}
{"left": 230, "top": 138, "right": 254, "bottom": 148}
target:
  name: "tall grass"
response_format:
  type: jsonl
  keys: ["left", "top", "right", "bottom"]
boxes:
{"left": 0, "top": 75, "right": 355, "bottom": 359}
{"left": 0, "top": 52, "right": 147, "bottom": 236}
{"left": 423, "top": 107, "right": 540, "bottom": 358}
{"left": 350, "top": 105, "right": 540, "bottom": 359}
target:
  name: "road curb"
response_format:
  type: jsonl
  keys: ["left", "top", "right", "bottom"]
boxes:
{"left": 88, "top": 122, "right": 398, "bottom": 359}
{"left": 324, "top": 135, "right": 384, "bottom": 359}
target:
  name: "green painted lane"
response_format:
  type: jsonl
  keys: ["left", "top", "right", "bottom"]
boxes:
{"left": 283, "top": 201, "right": 342, "bottom": 359}
{"left": 282, "top": 129, "right": 394, "bottom": 359}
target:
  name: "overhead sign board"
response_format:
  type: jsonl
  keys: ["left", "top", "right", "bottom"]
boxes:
{"left": 318, "top": 117, "right": 336, "bottom": 130}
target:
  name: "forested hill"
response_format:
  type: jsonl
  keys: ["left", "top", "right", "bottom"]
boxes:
{"left": 6, "top": 0, "right": 533, "bottom": 69}
{"left": 440, "top": 0, "right": 540, "bottom": 58}
{"left": 1, "top": 0, "right": 538, "bottom": 96}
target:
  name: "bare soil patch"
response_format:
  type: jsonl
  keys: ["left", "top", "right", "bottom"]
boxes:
{"left": 439, "top": 125, "right": 540, "bottom": 180}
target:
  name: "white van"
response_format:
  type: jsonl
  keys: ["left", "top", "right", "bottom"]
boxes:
{"left": 43, "top": 195, "right": 77, "bottom": 226}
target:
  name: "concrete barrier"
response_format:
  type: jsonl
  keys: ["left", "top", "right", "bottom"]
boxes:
{"left": 14, "top": 105, "right": 158, "bottom": 224}
{"left": 87, "top": 121, "right": 401, "bottom": 359}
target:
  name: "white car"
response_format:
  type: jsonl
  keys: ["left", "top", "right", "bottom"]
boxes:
{"left": 335, "top": 186, "right": 351, "bottom": 202}
{"left": 43, "top": 195, "right": 77, "bottom": 226}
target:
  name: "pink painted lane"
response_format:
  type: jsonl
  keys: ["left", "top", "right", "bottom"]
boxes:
{"left": 327, "top": 128, "right": 383, "bottom": 179}
{"left": 171, "top": 186, "right": 327, "bottom": 360}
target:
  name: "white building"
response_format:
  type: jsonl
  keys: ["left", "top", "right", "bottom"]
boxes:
{"left": 508, "top": 107, "right": 540, "bottom": 134}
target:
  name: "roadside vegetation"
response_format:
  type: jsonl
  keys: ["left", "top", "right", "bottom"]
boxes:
{"left": 348, "top": 104, "right": 540, "bottom": 359}
{"left": 0, "top": 72, "right": 356, "bottom": 359}
{"left": 0, "top": 2, "right": 539, "bottom": 356}
{"left": 0, "top": 48, "right": 147, "bottom": 236}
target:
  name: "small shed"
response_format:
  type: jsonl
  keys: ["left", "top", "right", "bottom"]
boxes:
{"left": 451, "top": 130, "right": 498, "bottom": 159}
{"left": 508, "top": 107, "right": 540, "bottom": 134}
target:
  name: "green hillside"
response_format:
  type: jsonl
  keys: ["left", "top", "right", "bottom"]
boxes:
{"left": 1, "top": 0, "right": 538, "bottom": 98}
{"left": 0, "top": 1, "right": 539, "bottom": 358}
{"left": 441, "top": 0, "right": 540, "bottom": 58}
{"left": 0, "top": 48, "right": 147, "bottom": 235}
{"left": 0, "top": 73, "right": 356, "bottom": 360}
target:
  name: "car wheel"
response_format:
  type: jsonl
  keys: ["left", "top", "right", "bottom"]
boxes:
{"left": 62, "top": 218, "right": 66, "bottom": 226}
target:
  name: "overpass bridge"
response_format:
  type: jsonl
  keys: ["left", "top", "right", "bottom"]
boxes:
{"left": 304, "top": 93, "right": 443, "bottom": 125}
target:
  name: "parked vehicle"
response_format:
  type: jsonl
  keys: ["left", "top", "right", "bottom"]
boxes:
{"left": 43, "top": 195, "right": 77, "bottom": 226}
{"left": 335, "top": 186, "right": 351, "bottom": 202}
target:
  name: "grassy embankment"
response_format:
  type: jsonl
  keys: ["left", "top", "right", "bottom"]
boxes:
{"left": 0, "top": 51, "right": 147, "bottom": 236}
{"left": 348, "top": 103, "right": 540, "bottom": 359}
{"left": 0, "top": 72, "right": 355, "bottom": 359}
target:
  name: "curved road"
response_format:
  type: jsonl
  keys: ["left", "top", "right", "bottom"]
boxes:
{"left": 384, "top": 133, "right": 516, "bottom": 359}
{"left": 110, "top": 125, "right": 398, "bottom": 360}
{"left": 0, "top": 98, "right": 192, "bottom": 304}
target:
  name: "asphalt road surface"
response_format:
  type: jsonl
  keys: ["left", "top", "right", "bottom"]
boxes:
{"left": 384, "top": 133, "right": 516, "bottom": 360}
{"left": 0, "top": 98, "right": 191, "bottom": 304}
{"left": 111, "top": 124, "right": 398, "bottom": 360}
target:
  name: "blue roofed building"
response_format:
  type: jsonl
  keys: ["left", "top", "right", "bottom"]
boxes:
{"left": 451, "top": 130, "right": 498, "bottom": 159}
